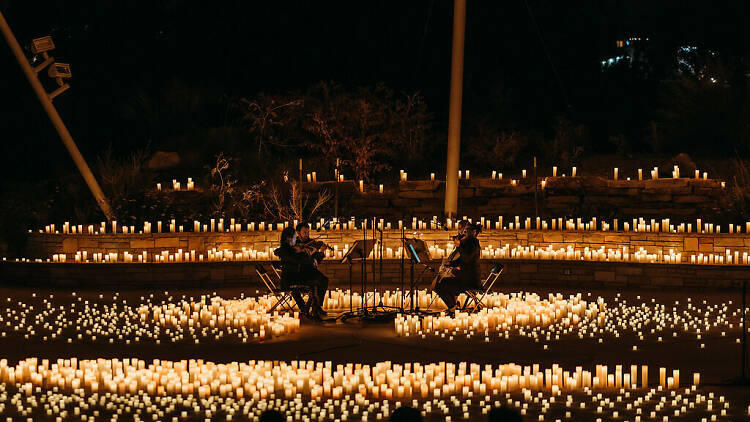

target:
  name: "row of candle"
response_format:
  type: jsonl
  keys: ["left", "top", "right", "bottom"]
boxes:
{"left": 140, "top": 295, "right": 300, "bottom": 337}
{"left": 155, "top": 178, "right": 195, "bottom": 191}
{"left": 0, "top": 377, "right": 737, "bottom": 422}
{"left": 38, "top": 244, "right": 750, "bottom": 266}
{"left": 0, "top": 289, "right": 740, "bottom": 353}
{"left": 389, "top": 291, "right": 741, "bottom": 352}
{"left": 309, "top": 166, "right": 715, "bottom": 183}
{"left": 0, "top": 358, "right": 695, "bottom": 399}
{"left": 395, "top": 293, "right": 602, "bottom": 336}
{"left": 0, "top": 292, "right": 299, "bottom": 346}
{"left": 41, "top": 216, "right": 750, "bottom": 235}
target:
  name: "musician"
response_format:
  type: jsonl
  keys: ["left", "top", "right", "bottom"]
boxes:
{"left": 275, "top": 226, "right": 329, "bottom": 319}
{"left": 296, "top": 222, "right": 328, "bottom": 267}
{"left": 434, "top": 221, "right": 482, "bottom": 314}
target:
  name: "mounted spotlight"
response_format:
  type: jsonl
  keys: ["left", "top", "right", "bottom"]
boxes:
{"left": 30, "top": 37, "right": 57, "bottom": 74}
{"left": 48, "top": 62, "right": 71, "bottom": 79}
{"left": 46, "top": 62, "right": 71, "bottom": 100}
{"left": 30, "top": 36, "right": 55, "bottom": 54}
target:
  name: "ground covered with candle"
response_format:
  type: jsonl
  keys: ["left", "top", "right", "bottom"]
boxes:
{"left": 0, "top": 286, "right": 748, "bottom": 421}
{"left": 0, "top": 359, "right": 740, "bottom": 421}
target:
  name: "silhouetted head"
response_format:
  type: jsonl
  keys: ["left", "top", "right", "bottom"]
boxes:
{"left": 488, "top": 406, "right": 523, "bottom": 422}
{"left": 259, "top": 409, "right": 284, "bottom": 422}
{"left": 280, "top": 226, "right": 297, "bottom": 247}
{"left": 390, "top": 406, "right": 423, "bottom": 422}
{"left": 296, "top": 222, "right": 311, "bottom": 241}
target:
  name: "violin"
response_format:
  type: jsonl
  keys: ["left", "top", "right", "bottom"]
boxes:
{"left": 294, "top": 239, "right": 328, "bottom": 255}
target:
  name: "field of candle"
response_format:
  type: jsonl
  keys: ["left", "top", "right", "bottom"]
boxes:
{"left": 0, "top": 286, "right": 747, "bottom": 421}
{"left": 0, "top": 358, "right": 742, "bottom": 421}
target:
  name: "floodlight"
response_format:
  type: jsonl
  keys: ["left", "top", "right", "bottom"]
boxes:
{"left": 30, "top": 36, "right": 55, "bottom": 54}
{"left": 48, "top": 62, "right": 71, "bottom": 79}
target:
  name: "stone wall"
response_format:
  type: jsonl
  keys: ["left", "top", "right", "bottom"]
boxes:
{"left": 1, "top": 259, "right": 745, "bottom": 290}
{"left": 24, "top": 228, "right": 750, "bottom": 264}
{"left": 307, "top": 176, "right": 727, "bottom": 220}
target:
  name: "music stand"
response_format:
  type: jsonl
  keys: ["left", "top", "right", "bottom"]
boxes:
{"left": 401, "top": 236, "right": 434, "bottom": 313}
{"left": 341, "top": 239, "right": 375, "bottom": 313}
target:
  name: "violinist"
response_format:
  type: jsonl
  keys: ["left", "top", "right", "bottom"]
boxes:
{"left": 275, "top": 226, "right": 329, "bottom": 320}
{"left": 434, "top": 221, "right": 482, "bottom": 315}
{"left": 295, "top": 222, "right": 328, "bottom": 267}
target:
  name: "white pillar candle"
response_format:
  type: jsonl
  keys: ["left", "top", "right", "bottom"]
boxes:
{"left": 359, "top": 180, "right": 364, "bottom": 192}
{"left": 553, "top": 166, "right": 557, "bottom": 177}
{"left": 571, "top": 167, "right": 576, "bottom": 177}
{"left": 614, "top": 168, "right": 618, "bottom": 180}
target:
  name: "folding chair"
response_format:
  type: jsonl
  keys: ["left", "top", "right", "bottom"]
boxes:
{"left": 462, "top": 263, "right": 504, "bottom": 313}
{"left": 255, "top": 263, "right": 310, "bottom": 314}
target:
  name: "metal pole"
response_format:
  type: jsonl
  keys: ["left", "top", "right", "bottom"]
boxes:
{"left": 443, "top": 0, "right": 467, "bottom": 218}
{"left": 533, "top": 156, "right": 539, "bottom": 219}
{"left": 743, "top": 279, "right": 747, "bottom": 380}
{"left": 0, "top": 10, "right": 114, "bottom": 221}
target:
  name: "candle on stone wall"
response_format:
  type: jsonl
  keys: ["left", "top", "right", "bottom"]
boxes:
{"left": 312, "top": 172, "right": 317, "bottom": 182}
{"left": 492, "top": 170, "right": 497, "bottom": 179}
{"left": 194, "top": 221, "right": 200, "bottom": 233}
{"left": 339, "top": 174, "right": 344, "bottom": 182}
{"left": 721, "top": 181, "right": 726, "bottom": 188}
{"left": 458, "top": 170, "right": 462, "bottom": 179}
{"left": 466, "top": 170, "right": 470, "bottom": 179}
{"left": 307, "top": 173, "right": 311, "bottom": 183}
{"left": 379, "top": 184, "right": 384, "bottom": 194}
{"left": 431, "top": 173, "right": 435, "bottom": 181}
{"left": 540, "top": 180, "right": 546, "bottom": 189}
{"left": 522, "top": 169, "right": 526, "bottom": 178}
{"left": 359, "top": 180, "right": 364, "bottom": 192}
{"left": 703, "top": 172, "right": 707, "bottom": 180}
{"left": 553, "top": 166, "right": 557, "bottom": 177}
{"left": 187, "top": 177, "right": 194, "bottom": 190}
{"left": 638, "top": 169, "right": 643, "bottom": 180}
{"left": 572, "top": 167, "right": 576, "bottom": 177}
{"left": 499, "top": 173, "right": 503, "bottom": 180}
{"left": 400, "top": 169, "right": 404, "bottom": 180}
{"left": 156, "top": 183, "right": 161, "bottom": 191}
{"left": 614, "top": 168, "right": 618, "bottom": 180}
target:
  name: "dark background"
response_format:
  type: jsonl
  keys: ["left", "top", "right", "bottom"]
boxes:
{"left": 0, "top": 0, "right": 746, "bottom": 181}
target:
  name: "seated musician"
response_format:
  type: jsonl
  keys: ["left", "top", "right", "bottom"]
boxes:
{"left": 434, "top": 221, "right": 482, "bottom": 314}
{"left": 275, "top": 226, "right": 329, "bottom": 319}
{"left": 296, "top": 222, "right": 328, "bottom": 267}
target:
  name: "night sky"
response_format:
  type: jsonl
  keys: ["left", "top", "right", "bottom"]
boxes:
{"left": 0, "top": 0, "right": 746, "bottom": 181}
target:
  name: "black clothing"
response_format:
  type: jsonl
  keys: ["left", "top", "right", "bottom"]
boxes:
{"left": 435, "top": 235, "right": 481, "bottom": 310}
{"left": 274, "top": 244, "right": 329, "bottom": 313}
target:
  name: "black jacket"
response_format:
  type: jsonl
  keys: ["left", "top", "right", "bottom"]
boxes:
{"left": 274, "top": 245, "right": 311, "bottom": 287}
{"left": 448, "top": 236, "right": 481, "bottom": 287}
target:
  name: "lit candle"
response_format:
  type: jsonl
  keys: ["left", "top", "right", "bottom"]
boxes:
{"left": 638, "top": 169, "right": 642, "bottom": 180}
{"left": 572, "top": 167, "right": 576, "bottom": 177}
{"left": 379, "top": 184, "right": 384, "bottom": 194}
{"left": 522, "top": 169, "right": 526, "bottom": 178}
{"left": 553, "top": 166, "right": 557, "bottom": 177}
{"left": 614, "top": 168, "right": 618, "bottom": 180}
{"left": 312, "top": 172, "right": 317, "bottom": 182}
{"left": 431, "top": 173, "right": 435, "bottom": 181}
{"left": 359, "top": 180, "right": 364, "bottom": 192}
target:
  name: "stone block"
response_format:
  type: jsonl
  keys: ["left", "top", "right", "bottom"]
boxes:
{"left": 714, "top": 237, "right": 744, "bottom": 247}
{"left": 129, "top": 239, "right": 154, "bottom": 249}
{"left": 594, "top": 271, "right": 615, "bottom": 282}
{"left": 155, "top": 237, "right": 180, "bottom": 248}
{"left": 683, "top": 237, "right": 699, "bottom": 252}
